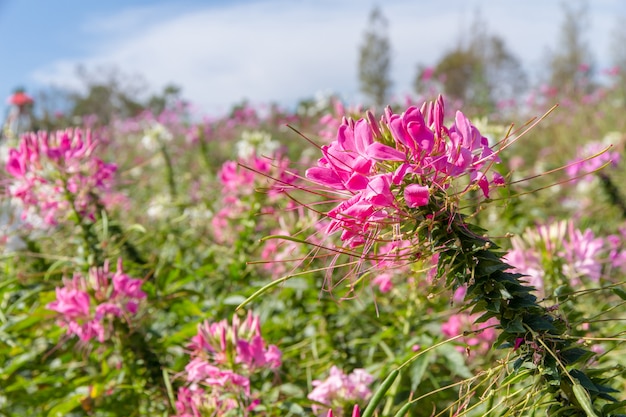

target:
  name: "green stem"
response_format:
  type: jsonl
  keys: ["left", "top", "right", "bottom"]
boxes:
{"left": 197, "top": 126, "right": 214, "bottom": 173}
{"left": 598, "top": 172, "right": 626, "bottom": 219}
{"left": 160, "top": 143, "right": 177, "bottom": 200}
{"left": 432, "top": 214, "right": 615, "bottom": 415}
{"left": 63, "top": 186, "right": 102, "bottom": 266}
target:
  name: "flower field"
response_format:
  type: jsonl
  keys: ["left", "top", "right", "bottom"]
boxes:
{"left": 1, "top": 78, "right": 626, "bottom": 416}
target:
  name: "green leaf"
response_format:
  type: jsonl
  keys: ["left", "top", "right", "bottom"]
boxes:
{"left": 409, "top": 350, "right": 432, "bottom": 391}
{"left": 612, "top": 287, "right": 626, "bottom": 300}
{"left": 524, "top": 315, "right": 556, "bottom": 332}
{"left": 503, "top": 318, "right": 525, "bottom": 334}
{"left": 392, "top": 402, "right": 414, "bottom": 417}
{"left": 46, "top": 394, "right": 83, "bottom": 417}
{"left": 561, "top": 349, "right": 593, "bottom": 366}
{"left": 602, "top": 400, "right": 626, "bottom": 413}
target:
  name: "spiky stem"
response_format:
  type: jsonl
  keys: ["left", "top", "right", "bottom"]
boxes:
{"left": 431, "top": 212, "right": 615, "bottom": 415}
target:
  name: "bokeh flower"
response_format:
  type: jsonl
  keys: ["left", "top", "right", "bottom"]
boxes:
{"left": 47, "top": 259, "right": 145, "bottom": 343}
{"left": 308, "top": 366, "right": 374, "bottom": 417}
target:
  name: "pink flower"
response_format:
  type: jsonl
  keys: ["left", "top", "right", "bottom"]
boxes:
{"left": 504, "top": 220, "right": 611, "bottom": 295}
{"left": 308, "top": 367, "right": 374, "bottom": 417}
{"left": 188, "top": 312, "right": 281, "bottom": 373}
{"left": 561, "top": 224, "right": 604, "bottom": 284}
{"left": 47, "top": 287, "right": 91, "bottom": 320}
{"left": 174, "top": 386, "right": 204, "bottom": 417}
{"left": 46, "top": 259, "right": 145, "bottom": 343}
{"left": 176, "top": 312, "right": 280, "bottom": 415}
{"left": 369, "top": 239, "right": 414, "bottom": 293}
{"left": 112, "top": 259, "right": 147, "bottom": 301}
{"left": 303, "top": 97, "right": 502, "bottom": 253}
{"left": 372, "top": 273, "right": 393, "bottom": 293}
{"left": 441, "top": 313, "right": 499, "bottom": 359}
{"left": 565, "top": 141, "right": 620, "bottom": 182}
{"left": 5, "top": 129, "right": 118, "bottom": 226}
{"left": 404, "top": 184, "right": 429, "bottom": 207}
{"left": 94, "top": 302, "right": 123, "bottom": 320}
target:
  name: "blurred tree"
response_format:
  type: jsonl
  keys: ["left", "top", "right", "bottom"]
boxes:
{"left": 413, "top": 11, "right": 526, "bottom": 115}
{"left": 146, "top": 84, "right": 183, "bottom": 115}
{"left": 69, "top": 65, "right": 146, "bottom": 125}
{"left": 544, "top": 0, "right": 595, "bottom": 97}
{"left": 358, "top": 6, "right": 392, "bottom": 109}
{"left": 34, "top": 86, "right": 73, "bottom": 131}
{"left": 31, "top": 66, "right": 185, "bottom": 129}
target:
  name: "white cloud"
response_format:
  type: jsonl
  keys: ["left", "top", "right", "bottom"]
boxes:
{"left": 30, "top": 0, "right": 623, "bottom": 116}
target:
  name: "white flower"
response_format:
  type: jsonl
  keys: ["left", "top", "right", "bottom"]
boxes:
{"left": 141, "top": 122, "right": 173, "bottom": 151}
{"left": 235, "top": 130, "right": 280, "bottom": 159}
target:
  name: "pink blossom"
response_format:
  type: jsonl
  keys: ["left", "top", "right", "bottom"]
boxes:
{"left": 176, "top": 312, "right": 280, "bottom": 415}
{"left": 441, "top": 313, "right": 499, "bottom": 359}
{"left": 304, "top": 97, "right": 502, "bottom": 252}
{"left": 369, "top": 240, "right": 414, "bottom": 292}
{"left": 565, "top": 141, "right": 620, "bottom": 182}
{"left": 421, "top": 67, "right": 435, "bottom": 81}
{"left": 188, "top": 312, "right": 281, "bottom": 374}
{"left": 504, "top": 220, "right": 612, "bottom": 295}
{"left": 5, "top": 129, "right": 117, "bottom": 226}
{"left": 112, "top": 259, "right": 147, "bottom": 301}
{"left": 372, "top": 273, "right": 393, "bottom": 293}
{"left": 46, "top": 259, "right": 145, "bottom": 343}
{"left": 47, "top": 287, "right": 91, "bottom": 320}
{"left": 561, "top": 224, "right": 604, "bottom": 284}
{"left": 259, "top": 229, "right": 300, "bottom": 276}
{"left": 173, "top": 386, "right": 204, "bottom": 417}
{"left": 308, "top": 366, "right": 374, "bottom": 417}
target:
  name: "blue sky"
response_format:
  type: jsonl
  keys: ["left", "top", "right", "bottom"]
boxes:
{"left": 1, "top": 0, "right": 625, "bottom": 117}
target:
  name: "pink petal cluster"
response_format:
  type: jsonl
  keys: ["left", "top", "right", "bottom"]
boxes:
{"left": 565, "top": 141, "right": 620, "bottom": 181}
{"left": 46, "top": 259, "right": 146, "bottom": 343}
{"left": 305, "top": 97, "right": 503, "bottom": 249}
{"left": 173, "top": 312, "right": 281, "bottom": 416}
{"left": 212, "top": 153, "right": 297, "bottom": 243}
{"left": 503, "top": 220, "right": 615, "bottom": 296}
{"left": 370, "top": 239, "right": 413, "bottom": 293}
{"left": 561, "top": 223, "right": 605, "bottom": 284}
{"left": 441, "top": 313, "right": 499, "bottom": 359}
{"left": 308, "top": 366, "right": 374, "bottom": 417}
{"left": 5, "top": 129, "right": 117, "bottom": 226}
{"left": 174, "top": 385, "right": 246, "bottom": 417}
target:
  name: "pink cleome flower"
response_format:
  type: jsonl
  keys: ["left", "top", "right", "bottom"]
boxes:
{"left": 173, "top": 312, "right": 281, "bottom": 416}
{"left": 5, "top": 128, "right": 117, "bottom": 226}
{"left": 441, "top": 312, "right": 499, "bottom": 359}
{"left": 305, "top": 96, "right": 503, "bottom": 251}
{"left": 46, "top": 259, "right": 145, "bottom": 343}
{"left": 503, "top": 220, "right": 613, "bottom": 296}
{"left": 308, "top": 366, "right": 374, "bottom": 417}
{"left": 565, "top": 141, "right": 620, "bottom": 182}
